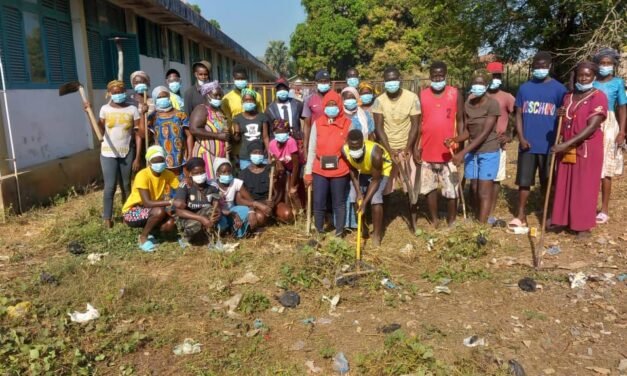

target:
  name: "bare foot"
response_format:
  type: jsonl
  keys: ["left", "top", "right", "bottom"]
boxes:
{"left": 371, "top": 235, "right": 381, "bottom": 247}
{"left": 103, "top": 219, "right": 113, "bottom": 229}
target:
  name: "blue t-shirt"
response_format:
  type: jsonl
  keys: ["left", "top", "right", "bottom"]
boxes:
{"left": 515, "top": 79, "right": 568, "bottom": 154}
{"left": 593, "top": 77, "right": 627, "bottom": 111}
{"left": 348, "top": 111, "right": 375, "bottom": 136}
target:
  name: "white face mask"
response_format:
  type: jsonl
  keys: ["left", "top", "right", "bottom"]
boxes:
{"left": 349, "top": 147, "right": 365, "bottom": 159}
{"left": 192, "top": 173, "right": 207, "bottom": 185}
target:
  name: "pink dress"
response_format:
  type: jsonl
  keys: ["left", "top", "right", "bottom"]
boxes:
{"left": 551, "top": 89, "right": 608, "bottom": 232}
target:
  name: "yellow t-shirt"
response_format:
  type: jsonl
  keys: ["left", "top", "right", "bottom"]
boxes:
{"left": 342, "top": 140, "right": 393, "bottom": 177}
{"left": 221, "top": 89, "right": 265, "bottom": 156}
{"left": 371, "top": 89, "right": 421, "bottom": 150}
{"left": 122, "top": 168, "right": 179, "bottom": 213}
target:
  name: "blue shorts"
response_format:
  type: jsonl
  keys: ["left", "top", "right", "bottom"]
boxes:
{"left": 217, "top": 205, "right": 250, "bottom": 238}
{"left": 464, "top": 150, "right": 500, "bottom": 181}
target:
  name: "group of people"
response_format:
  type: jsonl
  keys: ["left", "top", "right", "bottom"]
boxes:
{"left": 89, "top": 48, "right": 626, "bottom": 252}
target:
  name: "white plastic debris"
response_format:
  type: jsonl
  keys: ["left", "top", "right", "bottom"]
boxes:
{"left": 433, "top": 286, "right": 451, "bottom": 294}
{"left": 569, "top": 272, "right": 588, "bottom": 289}
{"left": 68, "top": 303, "right": 100, "bottom": 323}
{"left": 305, "top": 360, "right": 323, "bottom": 374}
{"left": 463, "top": 335, "right": 486, "bottom": 347}
{"left": 322, "top": 294, "right": 340, "bottom": 311}
{"left": 233, "top": 272, "right": 260, "bottom": 285}
{"left": 173, "top": 338, "right": 201, "bottom": 355}
{"left": 87, "top": 252, "right": 109, "bottom": 265}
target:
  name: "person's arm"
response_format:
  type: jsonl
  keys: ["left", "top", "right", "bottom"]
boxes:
{"left": 515, "top": 106, "right": 530, "bottom": 150}
{"left": 553, "top": 114, "right": 604, "bottom": 153}
{"left": 184, "top": 127, "right": 194, "bottom": 161}
{"left": 359, "top": 147, "right": 383, "bottom": 214}
{"left": 262, "top": 119, "right": 270, "bottom": 156}
{"left": 408, "top": 114, "right": 421, "bottom": 163}
{"left": 236, "top": 185, "right": 271, "bottom": 215}
{"left": 138, "top": 188, "right": 172, "bottom": 208}
{"left": 348, "top": 165, "right": 361, "bottom": 202}
{"left": 173, "top": 193, "right": 213, "bottom": 228}
{"left": 304, "top": 123, "right": 317, "bottom": 176}
{"left": 373, "top": 112, "right": 392, "bottom": 157}
{"left": 289, "top": 152, "right": 300, "bottom": 193}
{"left": 616, "top": 104, "right": 626, "bottom": 145}
{"left": 232, "top": 118, "right": 242, "bottom": 143}
{"left": 183, "top": 88, "right": 194, "bottom": 117}
{"left": 133, "top": 118, "right": 143, "bottom": 172}
{"left": 456, "top": 88, "right": 465, "bottom": 138}
{"left": 453, "top": 114, "right": 497, "bottom": 164}
{"left": 189, "top": 105, "right": 227, "bottom": 141}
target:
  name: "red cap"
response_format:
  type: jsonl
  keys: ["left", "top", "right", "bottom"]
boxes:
{"left": 486, "top": 62, "right": 504, "bottom": 73}
{"left": 275, "top": 77, "right": 289, "bottom": 88}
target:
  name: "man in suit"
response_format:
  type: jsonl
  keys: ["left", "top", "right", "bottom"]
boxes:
{"left": 266, "top": 78, "right": 304, "bottom": 144}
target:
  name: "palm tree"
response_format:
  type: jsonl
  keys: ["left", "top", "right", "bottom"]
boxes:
{"left": 264, "top": 40, "right": 290, "bottom": 77}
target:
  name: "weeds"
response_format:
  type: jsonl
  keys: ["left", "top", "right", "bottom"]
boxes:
{"left": 238, "top": 291, "right": 270, "bottom": 314}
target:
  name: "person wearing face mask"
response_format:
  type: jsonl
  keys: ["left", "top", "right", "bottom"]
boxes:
{"left": 342, "top": 86, "right": 374, "bottom": 139}
{"left": 184, "top": 60, "right": 212, "bottom": 117}
{"left": 342, "top": 129, "right": 392, "bottom": 246}
{"left": 173, "top": 157, "right": 221, "bottom": 244}
{"left": 509, "top": 51, "right": 567, "bottom": 230}
{"left": 419, "top": 61, "right": 464, "bottom": 228}
{"left": 446, "top": 70, "right": 500, "bottom": 223}
{"left": 122, "top": 145, "right": 180, "bottom": 252}
{"left": 592, "top": 48, "right": 627, "bottom": 224}
{"left": 551, "top": 61, "right": 609, "bottom": 238}
{"left": 165, "top": 69, "right": 185, "bottom": 113}
{"left": 232, "top": 88, "right": 270, "bottom": 170}
{"left": 304, "top": 91, "right": 352, "bottom": 236}
{"left": 358, "top": 81, "right": 377, "bottom": 114}
{"left": 238, "top": 140, "right": 276, "bottom": 227}
{"left": 145, "top": 86, "right": 193, "bottom": 177}
{"left": 268, "top": 119, "right": 305, "bottom": 210}
{"left": 372, "top": 66, "right": 422, "bottom": 232}
{"left": 265, "top": 78, "right": 304, "bottom": 144}
{"left": 130, "top": 70, "right": 152, "bottom": 112}
{"left": 94, "top": 80, "right": 142, "bottom": 229}
{"left": 486, "top": 61, "right": 515, "bottom": 223}
{"left": 303, "top": 69, "right": 332, "bottom": 156}
{"left": 346, "top": 67, "right": 360, "bottom": 89}
{"left": 189, "top": 81, "right": 230, "bottom": 180}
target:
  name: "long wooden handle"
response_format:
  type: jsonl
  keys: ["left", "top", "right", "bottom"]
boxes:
{"left": 268, "top": 164, "right": 275, "bottom": 201}
{"left": 306, "top": 185, "right": 312, "bottom": 235}
{"left": 356, "top": 200, "right": 362, "bottom": 261}
{"left": 449, "top": 147, "right": 466, "bottom": 219}
{"left": 78, "top": 86, "right": 103, "bottom": 141}
{"left": 143, "top": 91, "right": 148, "bottom": 151}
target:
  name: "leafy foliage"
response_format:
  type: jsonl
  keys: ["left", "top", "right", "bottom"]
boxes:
{"left": 264, "top": 40, "right": 292, "bottom": 77}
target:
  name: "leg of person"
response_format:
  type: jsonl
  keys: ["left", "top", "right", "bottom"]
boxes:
{"left": 600, "top": 177, "right": 611, "bottom": 220}
{"left": 513, "top": 151, "right": 537, "bottom": 227}
{"left": 599, "top": 111, "right": 621, "bottom": 223}
{"left": 441, "top": 162, "right": 459, "bottom": 226}
{"left": 477, "top": 180, "right": 494, "bottom": 223}
{"left": 419, "top": 162, "right": 439, "bottom": 227}
{"left": 407, "top": 158, "right": 418, "bottom": 232}
{"left": 370, "top": 176, "right": 388, "bottom": 246}
{"left": 464, "top": 153, "right": 479, "bottom": 217}
{"left": 100, "top": 154, "right": 118, "bottom": 228}
{"left": 329, "top": 175, "right": 350, "bottom": 236}
{"left": 490, "top": 149, "right": 506, "bottom": 218}
{"left": 229, "top": 205, "right": 251, "bottom": 238}
{"left": 312, "top": 173, "right": 330, "bottom": 233}
{"left": 476, "top": 151, "right": 500, "bottom": 223}
{"left": 347, "top": 176, "right": 361, "bottom": 232}
{"left": 119, "top": 147, "right": 135, "bottom": 203}
{"left": 141, "top": 207, "right": 168, "bottom": 244}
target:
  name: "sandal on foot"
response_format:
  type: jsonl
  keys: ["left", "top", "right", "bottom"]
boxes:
{"left": 507, "top": 226, "right": 530, "bottom": 235}
{"left": 507, "top": 218, "right": 528, "bottom": 230}
{"left": 138, "top": 237, "right": 156, "bottom": 253}
{"left": 595, "top": 212, "right": 609, "bottom": 224}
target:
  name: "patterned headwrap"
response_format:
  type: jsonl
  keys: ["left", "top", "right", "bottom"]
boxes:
{"left": 240, "top": 88, "right": 257, "bottom": 101}
{"left": 106, "top": 80, "right": 125, "bottom": 92}
{"left": 200, "top": 81, "right": 221, "bottom": 96}
{"left": 273, "top": 118, "right": 289, "bottom": 132}
{"left": 592, "top": 47, "right": 620, "bottom": 65}
{"left": 130, "top": 70, "right": 150, "bottom": 85}
{"left": 151, "top": 85, "right": 169, "bottom": 100}
{"left": 358, "top": 81, "right": 376, "bottom": 95}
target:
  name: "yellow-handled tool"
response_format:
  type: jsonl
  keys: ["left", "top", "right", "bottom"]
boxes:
{"left": 356, "top": 199, "right": 363, "bottom": 262}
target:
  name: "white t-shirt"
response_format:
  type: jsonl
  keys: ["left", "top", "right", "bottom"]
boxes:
{"left": 213, "top": 178, "right": 243, "bottom": 208}
{"left": 99, "top": 104, "right": 140, "bottom": 158}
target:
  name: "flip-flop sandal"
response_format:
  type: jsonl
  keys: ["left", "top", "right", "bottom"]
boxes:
{"left": 595, "top": 212, "right": 609, "bottom": 224}
{"left": 138, "top": 236, "right": 156, "bottom": 253}
{"left": 506, "top": 226, "right": 530, "bottom": 235}
{"left": 147, "top": 235, "right": 159, "bottom": 244}
{"left": 507, "top": 218, "right": 528, "bottom": 230}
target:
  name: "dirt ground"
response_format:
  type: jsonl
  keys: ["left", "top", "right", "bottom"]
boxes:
{"left": 0, "top": 145, "right": 625, "bottom": 375}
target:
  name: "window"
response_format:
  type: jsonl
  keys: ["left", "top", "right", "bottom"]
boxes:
{"left": 137, "top": 16, "right": 162, "bottom": 58}
{"left": 168, "top": 30, "right": 184, "bottom": 63}
{"left": 0, "top": 0, "right": 77, "bottom": 88}
{"left": 202, "top": 47, "right": 212, "bottom": 63}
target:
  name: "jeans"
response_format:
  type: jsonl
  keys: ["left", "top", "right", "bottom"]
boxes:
{"left": 313, "top": 173, "right": 349, "bottom": 235}
{"left": 101, "top": 150, "right": 134, "bottom": 220}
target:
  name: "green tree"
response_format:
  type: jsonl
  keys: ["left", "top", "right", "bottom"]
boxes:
{"left": 208, "top": 19, "right": 221, "bottom": 30}
{"left": 264, "top": 40, "right": 292, "bottom": 77}
{"left": 189, "top": 3, "right": 201, "bottom": 14}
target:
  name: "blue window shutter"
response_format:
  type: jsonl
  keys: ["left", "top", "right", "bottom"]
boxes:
{"left": 43, "top": 17, "right": 63, "bottom": 83}
{"left": 87, "top": 29, "right": 106, "bottom": 88}
{"left": 1, "top": 5, "right": 29, "bottom": 85}
{"left": 59, "top": 21, "right": 77, "bottom": 82}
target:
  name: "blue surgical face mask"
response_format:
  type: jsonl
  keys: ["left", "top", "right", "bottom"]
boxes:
{"left": 344, "top": 98, "right": 358, "bottom": 110}
{"left": 470, "top": 84, "right": 487, "bottom": 97}
{"left": 384, "top": 80, "right": 401, "bottom": 93}
{"left": 134, "top": 83, "right": 148, "bottom": 94}
{"left": 250, "top": 153, "right": 264, "bottom": 165}
{"left": 489, "top": 79, "right": 502, "bottom": 90}
{"left": 155, "top": 97, "right": 172, "bottom": 110}
{"left": 111, "top": 93, "right": 126, "bottom": 104}
{"left": 599, "top": 66, "right": 613, "bottom": 77}
{"left": 430, "top": 80, "right": 446, "bottom": 91}
{"left": 532, "top": 68, "right": 549, "bottom": 80}
{"left": 168, "top": 81, "right": 181, "bottom": 93}
{"left": 234, "top": 80, "right": 248, "bottom": 90}
{"left": 210, "top": 98, "right": 222, "bottom": 108}
{"left": 347, "top": 77, "right": 359, "bottom": 88}
{"left": 276, "top": 90, "right": 289, "bottom": 101}
{"left": 150, "top": 162, "right": 167, "bottom": 173}
{"left": 243, "top": 102, "right": 256, "bottom": 112}
{"left": 219, "top": 174, "right": 233, "bottom": 185}
{"left": 324, "top": 106, "right": 340, "bottom": 118}
{"left": 360, "top": 94, "right": 374, "bottom": 105}
{"left": 575, "top": 81, "right": 594, "bottom": 92}
{"left": 317, "top": 83, "right": 330, "bottom": 93}
{"left": 275, "top": 133, "right": 290, "bottom": 143}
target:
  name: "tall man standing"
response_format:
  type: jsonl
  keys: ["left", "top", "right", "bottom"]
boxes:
{"left": 266, "top": 78, "right": 304, "bottom": 141}
{"left": 183, "top": 60, "right": 211, "bottom": 116}
{"left": 303, "top": 69, "right": 332, "bottom": 156}
{"left": 510, "top": 52, "right": 567, "bottom": 229}
{"left": 372, "top": 66, "right": 422, "bottom": 232}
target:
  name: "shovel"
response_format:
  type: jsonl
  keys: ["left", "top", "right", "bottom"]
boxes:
{"left": 59, "top": 81, "right": 103, "bottom": 141}
{"left": 334, "top": 200, "right": 375, "bottom": 286}
{"left": 448, "top": 147, "right": 467, "bottom": 219}
{"left": 108, "top": 37, "right": 127, "bottom": 82}
{"left": 306, "top": 185, "right": 312, "bottom": 235}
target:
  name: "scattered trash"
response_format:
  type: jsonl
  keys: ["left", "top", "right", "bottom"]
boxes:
{"left": 278, "top": 291, "right": 300, "bottom": 308}
{"left": 399, "top": 243, "right": 413, "bottom": 255}
{"left": 569, "top": 272, "right": 587, "bottom": 289}
{"left": 87, "top": 252, "right": 108, "bottom": 265}
{"left": 426, "top": 238, "right": 435, "bottom": 252}
{"left": 246, "top": 329, "right": 260, "bottom": 337}
{"left": 546, "top": 245, "right": 561, "bottom": 256}
{"left": 0, "top": 255, "right": 10, "bottom": 262}
{"left": 322, "top": 294, "right": 340, "bottom": 312}
{"left": 177, "top": 238, "right": 189, "bottom": 249}
{"left": 302, "top": 317, "right": 316, "bottom": 325}
{"left": 290, "top": 340, "right": 305, "bottom": 351}
{"left": 332, "top": 352, "right": 349, "bottom": 374}
{"left": 380, "top": 278, "right": 396, "bottom": 289}
{"left": 476, "top": 234, "right": 488, "bottom": 246}
{"left": 322, "top": 277, "right": 332, "bottom": 289}
{"left": 39, "top": 272, "right": 58, "bottom": 285}
{"left": 253, "top": 318, "right": 265, "bottom": 329}
{"left": 439, "top": 278, "right": 452, "bottom": 286}
{"left": 433, "top": 286, "right": 451, "bottom": 294}
{"left": 543, "top": 368, "right": 555, "bottom": 374}
{"left": 617, "top": 273, "right": 627, "bottom": 282}
{"left": 463, "top": 335, "right": 486, "bottom": 347}
{"left": 68, "top": 303, "right": 100, "bottom": 323}
{"left": 173, "top": 338, "right": 201, "bottom": 355}
{"left": 378, "top": 323, "right": 401, "bottom": 334}
{"left": 596, "top": 237, "right": 608, "bottom": 245}
{"left": 517, "top": 277, "right": 537, "bottom": 292}
{"left": 271, "top": 306, "right": 285, "bottom": 313}
{"left": 217, "top": 294, "right": 242, "bottom": 317}
{"left": 508, "top": 359, "right": 526, "bottom": 376}
{"left": 305, "top": 360, "right": 323, "bottom": 374}
{"left": 233, "top": 272, "right": 260, "bottom": 285}
{"left": 209, "top": 241, "right": 239, "bottom": 253}
{"left": 7, "top": 301, "right": 32, "bottom": 319}
{"left": 587, "top": 273, "right": 616, "bottom": 284}
{"left": 67, "top": 241, "right": 85, "bottom": 255}
{"left": 493, "top": 219, "right": 507, "bottom": 228}
{"left": 618, "top": 358, "right": 627, "bottom": 372}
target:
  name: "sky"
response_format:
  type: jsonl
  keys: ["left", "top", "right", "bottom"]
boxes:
{"left": 196, "top": 0, "right": 307, "bottom": 59}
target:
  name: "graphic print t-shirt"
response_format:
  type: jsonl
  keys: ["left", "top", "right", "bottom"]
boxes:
{"left": 515, "top": 79, "right": 567, "bottom": 154}
{"left": 234, "top": 113, "right": 268, "bottom": 160}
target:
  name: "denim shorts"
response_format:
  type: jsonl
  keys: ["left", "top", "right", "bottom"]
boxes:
{"left": 464, "top": 150, "right": 500, "bottom": 181}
